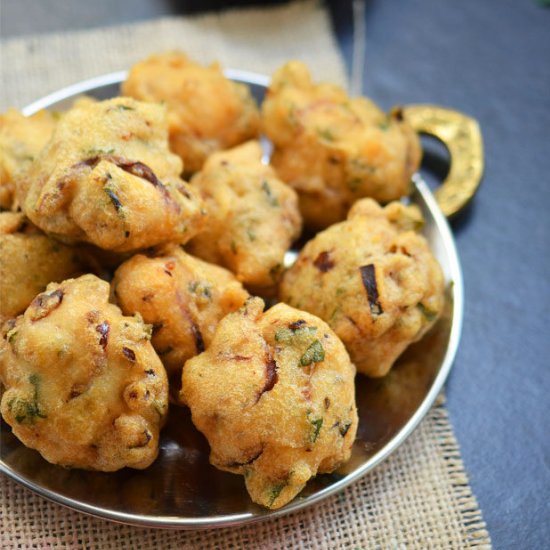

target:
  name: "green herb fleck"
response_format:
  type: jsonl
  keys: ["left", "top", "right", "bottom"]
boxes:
{"left": 274, "top": 328, "right": 292, "bottom": 342}
{"left": 417, "top": 303, "right": 437, "bottom": 322}
{"left": 9, "top": 374, "right": 47, "bottom": 424}
{"left": 339, "top": 421, "right": 352, "bottom": 437}
{"left": 317, "top": 128, "right": 335, "bottom": 142}
{"left": 309, "top": 416, "right": 324, "bottom": 443}
{"left": 85, "top": 147, "right": 114, "bottom": 156}
{"left": 29, "top": 374, "right": 41, "bottom": 395}
{"left": 261, "top": 180, "right": 279, "bottom": 207}
{"left": 268, "top": 483, "right": 286, "bottom": 507}
{"left": 300, "top": 340, "right": 325, "bottom": 366}
{"left": 7, "top": 328, "right": 18, "bottom": 345}
{"left": 350, "top": 158, "right": 376, "bottom": 175}
{"left": 329, "top": 306, "right": 341, "bottom": 321}
{"left": 117, "top": 105, "right": 134, "bottom": 111}
{"left": 247, "top": 227, "right": 257, "bottom": 242}
{"left": 275, "top": 325, "right": 317, "bottom": 343}
{"left": 188, "top": 281, "right": 212, "bottom": 301}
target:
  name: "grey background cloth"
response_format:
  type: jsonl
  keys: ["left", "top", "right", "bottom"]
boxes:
{"left": 1, "top": 1, "right": 549, "bottom": 549}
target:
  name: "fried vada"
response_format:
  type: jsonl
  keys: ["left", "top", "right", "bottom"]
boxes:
{"left": 187, "top": 141, "right": 301, "bottom": 295}
{"left": 122, "top": 51, "right": 260, "bottom": 174}
{"left": 0, "top": 108, "right": 57, "bottom": 210}
{"left": 262, "top": 61, "right": 421, "bottom": 230}
{"left": 0, "top": 274, "right": 169, "bottom": 471}
{"left": 112, "top": 245, "right": 249, "bottom": 378}
{"left": 280, "top": 198, "right": 445, "bottom": 377}
{"left": 18, "top": 97, "right": 206, "bottom": 252}
{"left": 181, "top": 297, "right": 357, "bottom": 509}
{"left": 0, "top": 212, "right": 84, "bottom": 323}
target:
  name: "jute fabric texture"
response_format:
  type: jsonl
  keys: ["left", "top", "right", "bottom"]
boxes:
{"left": 0, "top": 3, "right": 491, "bottom": 548}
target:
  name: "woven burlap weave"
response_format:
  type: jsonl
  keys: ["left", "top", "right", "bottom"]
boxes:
{"left": 0, "top": 2, "right": 491, "bottom": 548}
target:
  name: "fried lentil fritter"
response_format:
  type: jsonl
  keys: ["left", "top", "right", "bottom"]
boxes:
{"left": 181, "top": 297, "right": 357, "bottom": 509}
{"left": 0, "top": 212, "right": 84, "bottom": 323}
{"left": 122, "top": 51, "right": 260, "bottom": 174}
{"left": 187, "top": 141, "right": 301, "bottom": 295}
{"left": 18, "top": 97, "right": 205, "bottom": 252}
{"left": 112, "top": 245, "right": 249, "bottom": 378}
{"left": 280, "top": 198, "right": 444, "bottom": 377}
{"left": 0, "top": 275, "right": 169, "bottom": 471}
{"left": 0, "top": 109, "right": 57, "bottom": 210}
{"left": 262, "top": 61, "right": 421, "bottom": 230}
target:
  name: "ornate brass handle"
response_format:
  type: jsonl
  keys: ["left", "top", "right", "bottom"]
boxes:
{"left": 402, "top": 104, "right": 484, "bottom": 218}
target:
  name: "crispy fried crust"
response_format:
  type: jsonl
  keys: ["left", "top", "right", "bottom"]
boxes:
{"left": 0, "top": 275, "right": 169, "bottom": 471}
{"left": 112, "top": 245, "right": 249, "bottom": 378}
{"left": 262, "top": 61, "right": 421, "bottom": 230}
{"left": 122, "top": 51, "right": 260, "bottom": 174}
{"left": 0, "top": 212, "right": 84, "bottom": 323}
{"left": 187, "top": 141, "right": 302, "bottom": 295}
{"left": 280, "top": 199, "right": 445, "bottom": 377}
{"left": 181, "top": 297, "right": 357, "bottom": 509}
{"left": 18, "top": 97, "right": 206, "bottom": 252}
{"left": 0, "top": 109, "right": 58, "bottom": 210}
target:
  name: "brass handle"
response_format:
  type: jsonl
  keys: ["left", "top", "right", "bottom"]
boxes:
{"left": 402, "top": 104, "right": 484, "bottom": 218}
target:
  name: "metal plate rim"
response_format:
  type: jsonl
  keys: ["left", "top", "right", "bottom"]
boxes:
{"left": 4, "top": 70, "right": 464, "bottom": 530}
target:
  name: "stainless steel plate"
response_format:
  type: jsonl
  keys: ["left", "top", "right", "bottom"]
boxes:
{"left": 0, "top": 71, "right": 463, "bottom": 529}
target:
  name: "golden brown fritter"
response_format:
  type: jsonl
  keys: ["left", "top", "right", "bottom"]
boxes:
{"left": 0, "top": 109, "right": 58, "bottom": 210}
{"left": 280, "top": 198, "right": 445, "bottom": 377}
{"left": 186, "top": 141, "right": 301, "bottom": 295}
{"left": 112, "top": 245, "right": 249, "bottom": 378}
{"left": 262, "top": 61, "right": 421, "bottom": 230}
{"left": 0, "top": 275, "right": 168, "bottom": 471}
{"left": 181, "top": 297, "right": 357, "bottom": 509}
{"left": 0, "top": 212, "right": 84, "bottom": 323}
{"left": 122, "top": 51, "right": 260, "bottom": 174}
{"left": 18, "top": 97, "right": 206, "bottom": 252}
{"left": 0, "top": 211, "right": 28, "bottom": 234}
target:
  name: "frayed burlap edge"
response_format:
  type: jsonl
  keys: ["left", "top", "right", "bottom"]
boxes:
{"left": 431, "top": 397, "right": 491, "bottom": 548}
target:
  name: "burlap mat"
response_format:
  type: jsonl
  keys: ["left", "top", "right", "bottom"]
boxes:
{"left": 0, "top": 2, "right": 491, "bottom": 548}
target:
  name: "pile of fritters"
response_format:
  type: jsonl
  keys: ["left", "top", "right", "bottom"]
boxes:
{"left": 0, "top": 53, "right": 443, "bottom": 509}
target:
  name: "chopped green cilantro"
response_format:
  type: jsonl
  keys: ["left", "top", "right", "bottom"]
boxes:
{"left": 261, "top": 180, "right": 279, "bottom": 207}
{"left": 300, "top": 340, "right": 325, "bottom": 366}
